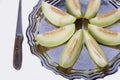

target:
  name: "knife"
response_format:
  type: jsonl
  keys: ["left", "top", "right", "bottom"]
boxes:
{"left": 13, "top": 0, "right": 23, "bottom": 70}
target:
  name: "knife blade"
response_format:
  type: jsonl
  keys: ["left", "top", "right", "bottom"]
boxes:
{"left": 13, "top": 0, "right": 23, "bottom": 70}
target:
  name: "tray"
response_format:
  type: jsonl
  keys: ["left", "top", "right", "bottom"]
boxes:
{"left": 26, "top": 0, "right": 120, "bottom": 79}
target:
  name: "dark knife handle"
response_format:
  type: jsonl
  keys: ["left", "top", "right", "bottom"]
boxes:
{"left": 13, "top": 35, "right": 23, "bottom": 70}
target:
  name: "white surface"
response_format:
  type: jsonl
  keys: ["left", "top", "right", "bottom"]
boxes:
{"left": 0, "top": 0, "right": 120, "bottom": 80}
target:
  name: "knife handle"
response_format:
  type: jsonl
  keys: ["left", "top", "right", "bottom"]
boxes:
{"left": 13, "top": 35, "right": 23, "bottom": 70}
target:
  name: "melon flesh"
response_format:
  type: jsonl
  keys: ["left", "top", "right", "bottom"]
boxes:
{"left": 84, "top": 30, "right": 108, "bottom": 68}
{"left": 59, "top": 29, "right": 83, "bottom": 68}
{"left": 88, "top": 24, "right": 120, "bottom": 45}
{"left": 42, "top": 1, "right": 76, "bottom": 27}
{"left": 90, "top": 8, "right": 120, "bottom": 27}
{"left": 66, "top": 0, "right": 82, "bottom": 18}
{"left": 84, "top": 0, "right": 101, "bottom": 19}
{"left": 35, "top": 24, "right": 75, "bottom": 47}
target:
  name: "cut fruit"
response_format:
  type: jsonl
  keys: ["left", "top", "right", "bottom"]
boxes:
{"left": 42, "top": 1, "right": 76, "bottom": 27}
{"left": 84, "top": 0, "right": 101, "bottom": 19}
{"left": 59, "top": 29, "right": 83, "bottom": 68}
{"left": 88, "top": 24, "right": 120, "bottom": 46}
{"left": 89, "top": 8, "right": 120, "bottom": 27}
{"left": 35, "top": 24, "right": 75, "bottom": 47}
{"left": 83, "top": 30, "right": 108, "bottom": 68}
{"left": 66, "top": 0, "right": 82, "bottom": 18}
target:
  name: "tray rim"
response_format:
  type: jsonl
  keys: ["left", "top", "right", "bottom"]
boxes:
{"left": 26, "top": 0, "right": 120, "bottom": 80}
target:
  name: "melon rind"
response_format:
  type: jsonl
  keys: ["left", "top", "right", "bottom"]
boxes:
{"left": 35, "top": 24, "right": 75, "bottom": 47}
{"left": 89, "top": 8, "right": 120, "bottom": 27}
{"left": 84, "top": 0, "right": 101, "bottom": 19}
{"left": 66, "top": 0, "right": 82, "bottom": 18}
{"left": 59, "top": 29, "right": 83, "bottom": 68}
{"left": 88, "top": 24, "right": 120, "bottom": 45}
{"left": 83, "top": 30, "right": 108, "bottom": 68}
{"left": 42, "top": 1, "right": 76, "bottom": 27}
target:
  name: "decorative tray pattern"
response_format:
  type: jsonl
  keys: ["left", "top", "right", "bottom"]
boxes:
{"left": 26, "top": 0, "right": 120, "bottom": 79}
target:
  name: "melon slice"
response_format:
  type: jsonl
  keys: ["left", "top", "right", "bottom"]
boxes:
{"left": 66, "top": 0, "right": 82, "bottom": 18}
{"left": 59, "top": 29, "right": 83, "bottom": 68}
{"left": 84, "top": 0, "right": 101, "bottom": 19}
{"left": 89, "top": 8, "right": 120, "bottom": 27}
{"left": 35, "top": 24, "right": 75, "bottom": 47}
{"left": 88, "top": 24, "right": 120, "bottom": 46}
{"left": 42, "top": 1, "right": 76, "bottom": 27}
{"left": 83, "top": 30, "right": 108, "bottom": 68}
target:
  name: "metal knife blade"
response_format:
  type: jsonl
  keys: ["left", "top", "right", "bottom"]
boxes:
{"left": 13, "top": 0, "right": 23, "bottom": 70}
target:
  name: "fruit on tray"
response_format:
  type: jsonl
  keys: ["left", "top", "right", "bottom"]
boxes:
{"left": 38, "top": 0, "right": 120, "bottom": 71}
{"left": 42, "top": 1, "right": 76, "bottom": 27}
{"left": 59, "top": 29, "right": 83, "bottom": 68}
{"left": 35, "top": 24, "right": 75, "bottom": 47}
{"left": 83, "top": 30, "right": 108, "bottom": 68}
{"left": 84, "top": 0, "right": 101, "bottom": 19}
{"left": 89, "top": 8, "right": 120, "bottom": 27}
{"left": 66, "top": 0, "right": 82, "bottom": 18}
{"left": 88, "top": 24, "right": 120, "bottom": 46}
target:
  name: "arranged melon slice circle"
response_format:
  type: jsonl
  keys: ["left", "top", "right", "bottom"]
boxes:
{"left": 35, "top": 24, "right": 75, "bottom": 47}
{"left": 84, "top": 0, "right": 101, "bottom": 19}
{"left": 36, "top": 0, "right": 120, "bottom": 70}
{"left": 66, "top": 0, "right": 82, "bottom": 18}
{"left": 83, "top": 30, "right": 108, "bottom": 68}
{"left": 42, "top": 1, "right": 76, "bottom": 27}
{"left": 88, "top": 24, "right": 120, "bottom": 46}
{"left": 89, "top": 8, "right": 120, "bottom": 27}
{"left": 59, "top": 29, "right": 83, "bottom": 68}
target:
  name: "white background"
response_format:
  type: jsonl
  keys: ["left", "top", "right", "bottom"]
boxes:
{"left": 0, "top": 0, "right": 120, "bottom": 80}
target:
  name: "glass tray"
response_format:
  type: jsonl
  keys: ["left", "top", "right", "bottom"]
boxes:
{"left": 26, "top": 0, "right": 120, "bottom": 79}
